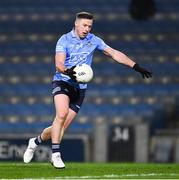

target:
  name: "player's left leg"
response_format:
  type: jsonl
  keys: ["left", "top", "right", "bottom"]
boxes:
{"left": 23, "top": 126, "right": 52, "bottom": 163}
{"left": 59, "top": 108, "right": 77, "bottom": 141}
{"left": 23, "top": 137, "right": 38, "bottom": 163}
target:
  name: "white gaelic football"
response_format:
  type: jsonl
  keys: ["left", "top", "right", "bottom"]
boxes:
{"left": 74, "top": 64, "right": 93, "bottom": 83}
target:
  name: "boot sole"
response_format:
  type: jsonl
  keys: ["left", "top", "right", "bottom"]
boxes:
{"left": 51, "top": 162, "right": 65, "bottom": 169}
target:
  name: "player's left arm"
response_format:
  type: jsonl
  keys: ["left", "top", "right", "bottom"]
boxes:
{"left": 103, "top": 46, "right": 152, "bottom": 78}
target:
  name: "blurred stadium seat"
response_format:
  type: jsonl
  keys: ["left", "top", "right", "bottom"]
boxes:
{"left": 0, "top": 0, "right": 179, "bottom": 134}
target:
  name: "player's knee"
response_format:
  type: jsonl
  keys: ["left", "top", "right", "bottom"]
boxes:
{"left": 55, "top": 112, "right": 68, "bottom": 124}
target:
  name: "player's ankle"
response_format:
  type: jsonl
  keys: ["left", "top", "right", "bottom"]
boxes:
{"left": 34, "top": 135, "right": 43, "bottom": 145}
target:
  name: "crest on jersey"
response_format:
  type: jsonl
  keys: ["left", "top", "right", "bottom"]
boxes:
{"left": 87, "top": 41, "right": 92, "bottom": 47}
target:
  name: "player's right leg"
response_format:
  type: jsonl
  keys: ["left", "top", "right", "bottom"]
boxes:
{"left": 50, "top": 93, "right": 70, "bottom": 169}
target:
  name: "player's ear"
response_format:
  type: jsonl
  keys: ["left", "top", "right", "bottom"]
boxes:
{"left": 75, "top": 19, "right": 79, "bottom": 27}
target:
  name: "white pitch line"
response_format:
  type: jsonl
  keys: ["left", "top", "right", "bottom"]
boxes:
{"left": 57, "top": 173, "right": 179, "bottom": 179}
{"left": 10, "top": 173, "right": 179, "bottom": 180}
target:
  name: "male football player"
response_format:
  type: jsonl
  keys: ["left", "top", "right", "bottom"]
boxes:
{"left": 23, "top": 12, "right": 152, "bottom": 169}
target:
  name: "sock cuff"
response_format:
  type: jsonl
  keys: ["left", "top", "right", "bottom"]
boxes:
{"left": 34, "top": 135, "right": 43, "bottom": 145}
{"left": 52, "top": 143, "right": 60, "bottom": 153}
{"left": 52, "top": 143, "right": 60, "bottom": 149}
{"left": 38, "top": 135, "right": 43, "bottom": 143}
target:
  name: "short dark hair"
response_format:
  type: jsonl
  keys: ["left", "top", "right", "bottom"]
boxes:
{"left": 76, "top": 12, "right": 94, "bottom": 20}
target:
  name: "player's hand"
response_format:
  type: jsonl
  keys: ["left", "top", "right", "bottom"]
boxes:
{"left": 64, "top": 66, "right": 77, "bottom": 81}
{"left": 133, "top": 63, "right": 152, "bottom": 79}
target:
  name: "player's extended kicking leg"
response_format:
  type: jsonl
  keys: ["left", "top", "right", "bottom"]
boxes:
{"left": 23, "top": 106, "right": 77, "bottom": 165}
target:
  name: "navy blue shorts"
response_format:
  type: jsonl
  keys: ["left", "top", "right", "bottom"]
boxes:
{"left": 52, "top": 81, "right": 86, "bottom": 113}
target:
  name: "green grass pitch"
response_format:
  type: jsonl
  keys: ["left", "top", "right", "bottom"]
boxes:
{"left": 0, "top": 162, "right": 179, "bottom": 179}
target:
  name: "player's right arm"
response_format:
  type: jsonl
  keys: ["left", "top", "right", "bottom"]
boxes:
{"left": 55, "top": 52, "right": 67, "bottom": 73}
{"left": 55, "top": 35, "right": 77, "bottom": 80}
{"left": 55, "top": 35, "right": 68, "bottom": 73}
{"left": 55, "top": 52, "right": 76, "bottom": 80}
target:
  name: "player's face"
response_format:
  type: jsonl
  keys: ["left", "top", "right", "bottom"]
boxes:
{"left": 75, "top": 18, "right": 93, "bottom": 39}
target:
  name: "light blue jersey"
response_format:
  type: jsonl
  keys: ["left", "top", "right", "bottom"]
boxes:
{"left": 53, "top": 29, "right": 109, "bottom": 89}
